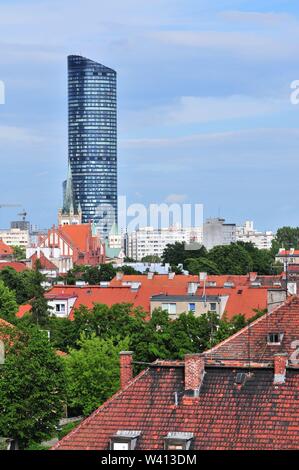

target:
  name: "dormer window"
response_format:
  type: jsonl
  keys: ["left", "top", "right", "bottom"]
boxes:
{"left": 164, "top": 432, "right": 194, "bottom": 450}
{"left": 224, "top": 282, "right": 234, "bottom": 288}
{"left": 267, "top": 333, "right": 284, "bottom": 345}
{"left": 110, "top": 430, "right": 141, "bottom": 450}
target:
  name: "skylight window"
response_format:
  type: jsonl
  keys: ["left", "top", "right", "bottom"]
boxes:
{"left": 267, "top": 333, "right": 284, "bottom": 345}
{"left": 164, "top": 432, "right": 194, "bottom": 450}
{"left": 110, "top": 430, "right": 141, "bottom": 450}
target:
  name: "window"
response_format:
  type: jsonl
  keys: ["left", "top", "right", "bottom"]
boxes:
{"left": 188, "top": 303, "right": 196, "bottom": 313}
{"left": 267, "top": 333, "right": 284, "bottom": 345}
{"left": 164, "top": 432, "right": 194, "bottom": 450}
{"left": 110, "top": 431, "right": 141, "bottom": 450}
{"left": 161, "top": 303, "right": 177, "bottom": 315}
{"left": 55, "top": 304, "right": 66, "bottom": 313}
{"left": 209, "top": 302, "right": 217, "bottom": 312}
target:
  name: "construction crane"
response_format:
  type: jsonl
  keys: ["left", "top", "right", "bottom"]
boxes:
{"left": 0, "top": 204, "right": 21, "bottom": 209}
{"left": 18, "top": 209, "right": 27, "bottom": 221}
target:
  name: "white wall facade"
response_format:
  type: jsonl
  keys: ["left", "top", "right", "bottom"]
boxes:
{"left": 125, "top": 226, "right": 203, "bottom": 261}
{"left": 236, "top": 221, "right": 274, "bottom": 250}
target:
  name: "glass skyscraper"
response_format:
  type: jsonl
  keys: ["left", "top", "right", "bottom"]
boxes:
{"left": 66, "top": 55, "right": 117, "bottom": 239}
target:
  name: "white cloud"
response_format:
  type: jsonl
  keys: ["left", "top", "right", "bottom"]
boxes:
{"left": 122, "top": 94, "right": 286, "bottom": 131}
{"left": 153, "top": 29, "right": 299, "bottom": 60}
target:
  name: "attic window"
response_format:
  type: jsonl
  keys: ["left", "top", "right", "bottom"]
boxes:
{"left": 110, "top": 430, "right": 141, "bottom": 450}
{"left": 206, "top": 281, "right": 216, "bottom": 287}
{"left": 164, "top": 432, "right": 194, "bottom": 450}
{"left": 224, "top": 282, "right": 234, "bottom": 288}
{"left": 267, "top": 333, "right": 284, "bottom": 345}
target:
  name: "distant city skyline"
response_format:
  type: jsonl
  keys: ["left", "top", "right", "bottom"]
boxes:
{"left": 0, "top": 1, "right": 299, "bottom": 231}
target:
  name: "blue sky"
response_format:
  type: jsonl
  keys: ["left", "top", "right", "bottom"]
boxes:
{"left": 0, "top": 0, "right": 299, "bottom": 231}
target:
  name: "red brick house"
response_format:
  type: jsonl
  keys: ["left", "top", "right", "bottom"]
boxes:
{"left": 52, "top": 296, "right": 299, "bottom": 450}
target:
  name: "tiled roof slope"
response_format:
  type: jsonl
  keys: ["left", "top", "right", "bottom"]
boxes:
{"left": 204, "top": 296, "right": 299, "bottom": 362}
{"left": 0, "top": 262, "right": 27, "bottom": 272}
{"left": 0, "top": 240, "right": 13, "bottom": 256}
{"left": 53, "top": 364, "right": 299, "bottom": 450}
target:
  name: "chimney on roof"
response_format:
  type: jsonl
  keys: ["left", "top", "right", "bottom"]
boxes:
{"left": 184, "top": 354, "right": 205, "bottom": 398}
{"left": 273, "top": 353, "right": 288, "bottom": 385}
{"left": 120, "top": 351, "right": 133, "bottom": 389}
{"left": 116, "top": 271, "right": 123, "bottom": 281}
{"left": 249, "top": 272, "right": 257, "bottom": 282}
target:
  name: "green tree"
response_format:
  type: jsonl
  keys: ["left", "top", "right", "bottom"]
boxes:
{"left": 12, "top": 245, "right": 26, "bottom": 261}
{"left": 65, "top": 334, "right": 130, "bottom": 416}
{"left": 141, "top": 255, "right": 161, "bottom": 263}
{"left": 0, "top": 280, "right": 18, "bottom": 321}
{"left": 274, "top": 226, "right": 299, "bottom": 251}
{"left": 185, "top": 257, "right": 220, "bottom": 275}
{"left": 0, "top": 327, "right": 66, "bottom": 449}
{"left": 162, "top": 242, "right": 207, "bottom": 267}
{"left": 208, "top": 243, "right": 253, "bottom": 274}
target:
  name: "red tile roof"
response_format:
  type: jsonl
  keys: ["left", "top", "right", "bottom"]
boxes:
{"left": 53, "top": 365, "right": 299, "bottom": 450}
{"left": 204, "top": 295, "right": 299, "bottom": 362}
{"left": 45, "top": 286, "right": 146, "bottom": 320}
{"left": 0, "top": 262, "right": 27, "bottom": 272}
{"left": 111, "top": 274, "right": 281, "bottom": 320}
{"left": 30, "top": 251, "right": 58, "bottom": 271}
{"left": 0, "top": 240, "right": 13, "bottom": 256}
{"left": 16, "top": 304, "right": 32, "bottom": 318}
{"left": 59, "top": 224, "right": 91, "bottom": 253}
{"left": 53, "top": 297, "right": 299, "bottom": 450}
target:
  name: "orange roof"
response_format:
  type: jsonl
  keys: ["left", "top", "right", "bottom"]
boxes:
{"left": 0, "top": 239, "right": 13, "bottom": 256}
{"left": 0, "top": 262, "right": 27, "bottom": 272}
{"left": 16, "top": 304, "right": 32, "bottom": 318}
{"left": 30, "top": 252, "right": 58, "bottom": 271}
{"left": 59, "top": 224, "right": 91, "bottom": 252}
{"left": 45, "top": 286, "right": 146, "bottom": 320}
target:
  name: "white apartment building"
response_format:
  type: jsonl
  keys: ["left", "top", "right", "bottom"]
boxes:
{"left": 124, "top": 226, "right": 203, "bottom": 261}
{"left": 0, "top": 228, "right": 29, "bottom": 247}
{"left": 236, "top": 221, "right": 274, "bottom": 250}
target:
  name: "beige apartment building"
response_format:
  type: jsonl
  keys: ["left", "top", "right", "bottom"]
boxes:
{"left": 0, "top": 228, "right": 29, "bottom": 247}
{"left": 150, "top": 294, "right": 229, "bottom": 319}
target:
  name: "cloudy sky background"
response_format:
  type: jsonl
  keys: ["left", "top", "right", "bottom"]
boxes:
{"left": 0, "top": 0, "right": 299, "bottom": 230}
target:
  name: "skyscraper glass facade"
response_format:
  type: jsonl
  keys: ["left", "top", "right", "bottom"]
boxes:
{"left": 67, "top": 55, "right": 117, "bottom": 239}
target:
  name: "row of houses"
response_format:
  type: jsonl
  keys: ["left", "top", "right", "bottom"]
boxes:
{"left": 17, "top": 272, "right": 288, "bottom": 322}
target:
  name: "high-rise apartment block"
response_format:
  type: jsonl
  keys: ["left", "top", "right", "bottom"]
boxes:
{"left": 62, "top": 55, "right": 117, "bottom": 239}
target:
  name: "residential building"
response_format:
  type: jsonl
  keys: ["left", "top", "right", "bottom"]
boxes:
{"left": 236, "top": 220, "right": 274, "bottom": 249}
{"left": 52, "top": 296, "right": 299, "bottom": 450}
{"left": 26, "top": 223, "right": 105, "bottom": 274}
{"left": 0, "top": 228, "right": 29, "bottom": 248}
{"left": 276, "top": 248, "right": 299, "bottom": 267}
{"left": 30, "top": 272, "right": 287, "bottom": 321}
{"left": 0, "top": 239, "right": 13, "bottom": 259}
{"left": 203, "top": 218, "right": 236, "bottom": 250}
{"left": 66, "top": 55, "right": 117, "bottom": 240}
{"left": 125, "top": 226, "right": 203, "bottom": 261}
{"left": 150, "top": 294, "right": 228, "bottom": 318}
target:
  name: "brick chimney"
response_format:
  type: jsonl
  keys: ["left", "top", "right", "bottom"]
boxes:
{"left": 120, "top": 351, "right": 133, "bottom": 389}
{"left": 184, "top": 354, "right": 205, "bottom": 397}
{"left": 273, "top": 353, "right": 288, "bottom": 384}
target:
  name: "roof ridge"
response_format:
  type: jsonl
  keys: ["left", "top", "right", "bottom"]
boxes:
{"left": 204, "top": 295, "right": 297, "bottom": 356}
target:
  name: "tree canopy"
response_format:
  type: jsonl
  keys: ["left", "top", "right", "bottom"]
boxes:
{"left": 0, "top": 326, "right": 65, "bottom": 449}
